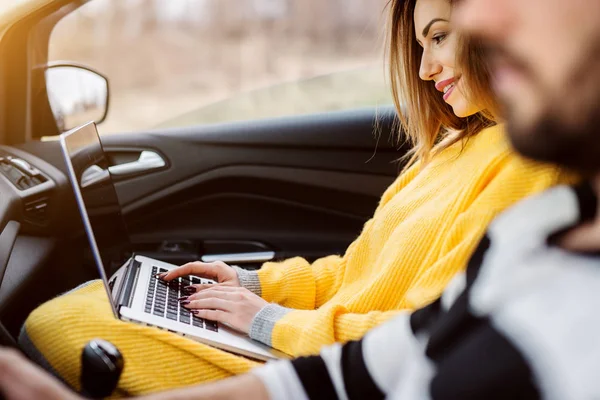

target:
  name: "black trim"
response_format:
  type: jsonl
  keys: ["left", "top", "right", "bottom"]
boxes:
{"left": 292, "top": 355, "right": 339, "bottom": 400}
{"left": 410, "top": 298, "right": 441, "bottom": 334}
{"left": 465, "top": 235, "right": 491, "bottom": 288}
{"left": 430, "top": 319, "right": 539, "bottom": 400}
{"left": 411, "top": 235, "right": 490, "bottom": 336}
{"left": 341, "top": 340, "right": 385, "bottom": 400}
{"left": 117, "top": 258, "right": 141, "bottom": 309}
{"left": 547, "top": 183, "right": 598, "bottom": 248}
{"left": 0, "top": 320, "right": 16, "bottom": 348}
{"left": 425, "top": 293, "right": 480, "bottom": 361}
{"left": 573, "top": 181, "right": 597, "bottom": 223}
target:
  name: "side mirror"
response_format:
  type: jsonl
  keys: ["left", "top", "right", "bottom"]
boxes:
{"left": 45, "top": 63, "right": 109, "bottom": 133}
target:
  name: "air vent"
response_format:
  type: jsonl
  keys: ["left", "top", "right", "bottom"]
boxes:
{"left": 0, "top": 156, "right": 47, "bottom": 191}
{"left": 24, "top": 196, "right": 50, "bottom": 225}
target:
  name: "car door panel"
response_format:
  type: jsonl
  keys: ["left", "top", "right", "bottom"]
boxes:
{"left": 117, "top": 108, "right": 403, "bottom": 265}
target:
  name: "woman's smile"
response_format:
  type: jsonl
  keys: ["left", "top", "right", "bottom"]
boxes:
{"left": 435, "top": 76, "right": 459, "bottom": 102}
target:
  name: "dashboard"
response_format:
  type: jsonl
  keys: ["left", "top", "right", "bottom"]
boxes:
{"left": 0, "top": 147, "right": 56, "bottom": 230}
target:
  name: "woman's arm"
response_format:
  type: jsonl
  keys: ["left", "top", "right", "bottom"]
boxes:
{"left": 156, "top": 253, "right": 351, "bottom": 312}
{"left": 253, "top": 253, "right": 350, "bottom": 309}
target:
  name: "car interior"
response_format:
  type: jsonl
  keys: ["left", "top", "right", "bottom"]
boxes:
{"left": 0, "top": 0, "right": 409, "bottom": 353}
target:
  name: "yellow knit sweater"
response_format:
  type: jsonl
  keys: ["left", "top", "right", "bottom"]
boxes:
{"left": 252, "top": 124, "right": 572, "bottom": 356}
{"left": 23, "top": 124, "right": 572, "bottom": 395}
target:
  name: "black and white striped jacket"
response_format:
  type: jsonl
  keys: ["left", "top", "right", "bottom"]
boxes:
{"left": 254, "top": 183, "right": 600, "bottom": 400}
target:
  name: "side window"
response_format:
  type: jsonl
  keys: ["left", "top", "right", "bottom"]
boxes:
{"left": 49, "top": 0, "right": 392, "bottom": 134}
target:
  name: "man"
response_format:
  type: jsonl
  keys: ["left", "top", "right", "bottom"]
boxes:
{"left": 1, "top": 0, "right": 600, "bottom": 398}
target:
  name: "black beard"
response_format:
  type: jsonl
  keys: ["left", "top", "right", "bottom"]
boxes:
{"left": 504, "top": 42, "right": 600, "bottom": 176}
{"left": 506, "top": 99, "right": 600, "bottom": 176}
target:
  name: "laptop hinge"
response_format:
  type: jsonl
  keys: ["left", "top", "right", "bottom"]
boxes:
{"left": 117, "top": 256, "right": 141, "bottom": 310}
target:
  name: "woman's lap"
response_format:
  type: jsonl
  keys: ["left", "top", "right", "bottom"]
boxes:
{"left": 19, "top": 280, "right": 260, "bottom": 396}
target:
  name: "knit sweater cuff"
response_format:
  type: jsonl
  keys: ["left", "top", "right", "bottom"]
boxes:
{"left": 233, "top": 266, "right": 262, "bottom": 296}
{"left": 249, "top": 304, "right": 292, "bottom": 347}
{"left": 257, "top": 258, "right": 317, "bottom": 306}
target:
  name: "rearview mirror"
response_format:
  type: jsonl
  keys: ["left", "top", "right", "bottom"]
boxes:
{"left": 45, "top": 64, "right": 109, "bottom": 133}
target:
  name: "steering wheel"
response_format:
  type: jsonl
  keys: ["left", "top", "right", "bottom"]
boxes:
{"left": 0, "top": 319, "right": 14, "bottom": 400}
{"left": 0, "top": 221, "right": 20, "bottom": 349}
{"left": 0, "top": 321, "right": 15, "bottom": 348}
{"left": 0, "top": 222, "right": 23, "bottom": 400}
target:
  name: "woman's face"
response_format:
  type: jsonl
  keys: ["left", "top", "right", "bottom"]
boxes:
{"left": 414, "top": 0, "right": 481, "bottom": 117}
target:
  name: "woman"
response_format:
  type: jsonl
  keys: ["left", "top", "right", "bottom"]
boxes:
{"left": 21, "top": 0, "right": 574, "bottom": 395}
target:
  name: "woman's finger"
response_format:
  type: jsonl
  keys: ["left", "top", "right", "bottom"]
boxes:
{"left": 160, "top": 262, "right": 219, "bottom": 281}
{"left": 187, "top": 289, "right": 244, "bottom": 302}
{"left": 183, "top": 298, "right": 233, "bottom": 312}
{"left": 182, "top": 282, "right": 233, "bottom": 294}
{"left": 183, "top": 284, "right": 243, "bottom": 295}
{"left": 182, "top": 283, "right": 215, "bottom": 295}
{"left": 185, "top": 284, "right": 242, "bottom": 294}
{"left": 192, "top": 309, "right": 230, "bottom": 326}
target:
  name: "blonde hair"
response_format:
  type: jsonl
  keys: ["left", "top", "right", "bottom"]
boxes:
{"left": 387, "top": 0, "right": 499, "bottom": 167}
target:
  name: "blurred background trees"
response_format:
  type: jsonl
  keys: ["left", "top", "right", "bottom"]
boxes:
{"left": 48, "top": 0, "right": 390, "bottom": 132}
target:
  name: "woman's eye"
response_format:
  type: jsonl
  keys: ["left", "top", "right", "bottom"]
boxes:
{"left": 432, "top": 33, "right": 447, "bottom": 45}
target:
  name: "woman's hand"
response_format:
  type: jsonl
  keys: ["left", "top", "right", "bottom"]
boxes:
{"left": 180, "top": 286, "right": 268, "bottom": 334}
{"left": 158, "top": 261, "right": 241, "bottom": 292}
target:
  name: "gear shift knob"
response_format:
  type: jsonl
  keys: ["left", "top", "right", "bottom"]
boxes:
{"left": 81, "top": 339, "right": 124, "bottom": 399}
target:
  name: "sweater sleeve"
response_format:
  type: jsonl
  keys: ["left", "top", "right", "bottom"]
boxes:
{"left": 264, "top": 156, "right": 572, "bottom": 355}
{"left": 255, "top": 164, "right": 422, "bottom": 310}
{"left": 256, "top": 248, "right": 355, "bottom": 310}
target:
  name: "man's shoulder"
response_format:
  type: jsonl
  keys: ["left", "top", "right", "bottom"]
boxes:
{"left": 463, "top": 182, "right": 600, "bottom": 398}
{"left": 488, "top": 185, "right": 579, "bottom": 244}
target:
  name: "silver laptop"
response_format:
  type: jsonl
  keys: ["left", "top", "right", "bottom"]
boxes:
{"left": 59, "top": 122, "right": 287, "bottom": 361}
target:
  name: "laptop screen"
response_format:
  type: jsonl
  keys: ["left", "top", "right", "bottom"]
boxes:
{"left": 60, "top": 122, "right": 132, "bottom": 293}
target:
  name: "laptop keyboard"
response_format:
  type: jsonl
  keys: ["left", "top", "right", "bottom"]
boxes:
{"left": 145, "top": 266, "right": 219, "bottom": 332}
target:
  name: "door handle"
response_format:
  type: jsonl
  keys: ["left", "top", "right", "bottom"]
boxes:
{"left": 201, "top": 251, "right": 275, "bottom": 264}
{"left": 109, "top": 151, "right": 166, "bottom": 177}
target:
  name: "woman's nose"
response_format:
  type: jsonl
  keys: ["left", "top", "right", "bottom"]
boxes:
{"left": 419, "top": 51, "right": 443, "bottom": 81}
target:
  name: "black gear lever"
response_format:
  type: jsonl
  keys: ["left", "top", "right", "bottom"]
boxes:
{"left": 81, "top": 339, "right": 124, "bottom": 399}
